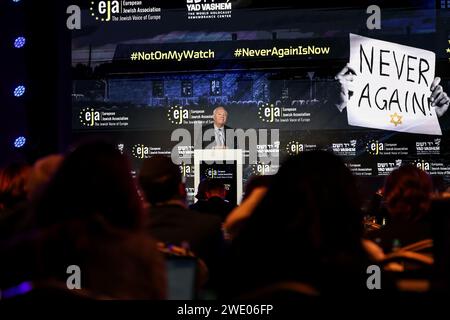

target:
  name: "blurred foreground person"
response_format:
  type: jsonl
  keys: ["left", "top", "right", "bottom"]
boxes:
{"left": 0, "top": 142, "right": 166, "bottom": 299}
{"left": 224, "top": 175, "right": 271, "bottom": 239}
{"left": 0, "top": 155, "right": 63, "bottom": 242}
{"left": 139, "top": 156, "right": 224, "bottom": 288}
{"left": 0, "top": 163, "right": 30, "bottom": 214}
{"left": 223, "top": 151, "right": 370, "bottom": 298}
{"left": 367, "top": 165, "right": 434, "bottom": 254}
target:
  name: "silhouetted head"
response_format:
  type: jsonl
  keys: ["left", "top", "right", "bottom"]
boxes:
{"left": 195, "top": 179, "right": 209, "bottom": 201}
{"left": 139, "top": 156, "right": 185, "bottom": 206}
{"left": 205, "top": 179, "right": 226, "bottom": 200}
{"left": 384, "top": 164, "right": 433, "bottom": 222}
{"left": 231, "top": 151, "right": 365, "bottom": 294}
{"left": 34, "top": 141, "right": 144, "bottom": 230}
{"left": 245, "top": 151, "right": 362, "bottom": 251}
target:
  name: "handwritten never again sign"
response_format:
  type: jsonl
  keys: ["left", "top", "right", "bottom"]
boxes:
{"left": 347, "top": 34, "right": 442, "bottom": 136}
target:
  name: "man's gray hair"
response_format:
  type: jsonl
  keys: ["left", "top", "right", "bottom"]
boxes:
{"left": 213, "top": 106, "right": 228, "bottom": 116}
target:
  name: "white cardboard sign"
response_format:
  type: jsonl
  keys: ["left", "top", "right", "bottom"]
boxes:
{"left": 347, "top": 33, "right": 441, "bottom": 136}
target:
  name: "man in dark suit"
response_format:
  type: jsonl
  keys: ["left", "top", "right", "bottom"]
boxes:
{"left": 138, "top": 156, "right": 224, "bottom": 284}
{"left": 199, "top": 106, "right": 233, "bottom": 149}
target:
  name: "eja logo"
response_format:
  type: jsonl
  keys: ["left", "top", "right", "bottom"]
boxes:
{"left": 286, "top": 141, "right": 304, "bottom": 155}
{"left": 180, "top": 162, "right": 193, "bottom": 177}
{"left": 79, "top": 107, "right": 100, "bottom": 127}
{"left": 132, "top": 144, "right": 151, "bottom": 159}
{"left": 168, "top": 106, "right": 190, "bottom": 125}
{"left": 366, "top": 140, "right": 384, "bottom": 155}
{"left": 414, "top": 159, "right": 430, "bottom": 171}
{"left": 258, "top": 103, "right": 281, "bottom": 123}
{"left": 250, "top": 162, "right": 275, "bottom": 175}
{"left": 90, "top": 1, "right": 121, "bottom": 22}
{"left": 205, "top": 168, "right": 218, "bottom": 178}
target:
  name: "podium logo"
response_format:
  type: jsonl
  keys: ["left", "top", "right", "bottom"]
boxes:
{"left": 395, "top": 159, "right": 403, "bottom": 167}
{"left": 132, "top": 144, "right": 151, "bottom": 159}
{"left": 90, "top": 1, "right": 120, "bottom": 22}
{"left": 258, "top": 104, "right": 281, "bottom": 123}
{"left": 366, "top": 140, "right": 384, "bottom": 155}
{"left": 205, "top": 168, "right": 218, "bottom": 179}
{"left": 414, "top": 159, "right": 430, "bottom": 171}
{"left": 180, "top": 162, "right": 193, "bottom": 177}
{"left": 79, "top": 108, "right": 100, "bottom": 127}
{"left": 286, "top": 141, "right": 304, "bottom": 155}
{"left": 168, "top": 106, "right": 190, "bottom": 125}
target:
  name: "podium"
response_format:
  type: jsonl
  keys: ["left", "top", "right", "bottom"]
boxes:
{"left": 194, "top": 149, "right": 243, "bottom": 205}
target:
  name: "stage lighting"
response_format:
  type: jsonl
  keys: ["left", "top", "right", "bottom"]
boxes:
{"left": 13, "top": 85, "right": 26, "bottom": 97}
{"left": 12, "top": 0, "right": 22, "bottom": 3}
{"left": 13, "top": 136, "right": 26, "bottom": 148}
{"left": 14, "top": 37, "right": 26, "bottom": 48}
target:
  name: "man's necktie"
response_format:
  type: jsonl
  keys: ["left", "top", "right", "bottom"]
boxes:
{"left": 217, "top": 128, "right": 225, "bottom": 147}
